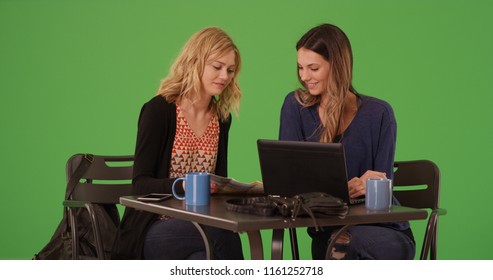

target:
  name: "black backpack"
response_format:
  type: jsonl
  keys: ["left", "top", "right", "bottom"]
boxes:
{"left": 33, "top": 154, "right": 119, "bottom": 260}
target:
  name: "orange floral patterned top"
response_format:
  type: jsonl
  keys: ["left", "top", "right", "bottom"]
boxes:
{"left": 169, "top": 106, "right": 219, "bottom": 178}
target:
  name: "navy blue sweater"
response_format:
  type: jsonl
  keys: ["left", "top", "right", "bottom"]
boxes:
{"left": 279, "top": 91, "right": 410, "bottom": 232}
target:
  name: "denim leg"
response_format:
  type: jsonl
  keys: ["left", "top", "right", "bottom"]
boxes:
{"left": 143, "top": 218, "right": 244, "bottom": 260}
{"left": 343, "top": 226, "right": 415, "bottom": 260}
{"left": 309, "top": 225, "right": 415, "bottom": 260}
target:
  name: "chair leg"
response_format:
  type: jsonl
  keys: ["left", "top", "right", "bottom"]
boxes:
{"left": 420, "top": 213, "right": 438, "bottom": 260}
{"left": 431, "top": 216, "right": 439, "bottom": 260}
{"left": 68, "top": 208, "right": 79, "bottom": 260}
{"left": 86, "top": 204, "right": 105, "bottom": 260}
{"left": 430, "top": 233, "right": 437, "bottom": 260}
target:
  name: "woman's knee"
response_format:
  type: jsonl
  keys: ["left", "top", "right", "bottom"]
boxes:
{"left": 345, "top": 226, "right": 415, "bottom": 259}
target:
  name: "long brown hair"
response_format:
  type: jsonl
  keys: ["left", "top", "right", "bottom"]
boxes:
{"left": 157, "top": 27, "right": 242, "bottom": 121}
{"left": 295, "top": 23, "right": 356, "bottom": 142}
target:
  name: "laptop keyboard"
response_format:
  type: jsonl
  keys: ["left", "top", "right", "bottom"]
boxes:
{"left": 350, "top": 197, "right": 365, "bottom": 205}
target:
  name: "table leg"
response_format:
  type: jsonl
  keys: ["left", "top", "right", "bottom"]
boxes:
{"left": 247, "top": 231, "right": 264, "bottom": 260}
{"left": 191, "top": 222, "right": 213, "bottom": 260}
{"left": 271, "top": 229, "right": 284, "bottom": 260}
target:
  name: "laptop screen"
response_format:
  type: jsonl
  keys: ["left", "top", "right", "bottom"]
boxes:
{"left": 257, "top": 139, "right": 350, "bottom": 202}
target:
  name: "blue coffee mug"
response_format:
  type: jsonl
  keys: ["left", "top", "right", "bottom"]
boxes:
{"left": 365, "top": 178, "right": 393, "bottom": 210}
{"left": 172, "top": 172, "right": 211, "bottom": 206}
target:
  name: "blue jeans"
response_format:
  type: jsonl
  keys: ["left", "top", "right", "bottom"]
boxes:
{"left": 309, "top": 225, "right": 416, "bottom": 260}
{"left": 143, "top": 218, "right": 244, "bottom": 260}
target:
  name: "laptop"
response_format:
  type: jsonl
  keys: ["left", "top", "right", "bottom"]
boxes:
{"left": 257, "top": 139, "right": 364, "bottom": 204}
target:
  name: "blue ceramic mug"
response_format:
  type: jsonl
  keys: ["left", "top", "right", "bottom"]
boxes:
{"left": 172, "top": 172, "right": 211, "bottom": 206}
{"left": 365, "top": 178, "right": 393, "bottom": 210}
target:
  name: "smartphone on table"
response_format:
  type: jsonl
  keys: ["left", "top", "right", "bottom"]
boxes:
{"left": 137, "top": 193, "right": 172, "bottom": 202}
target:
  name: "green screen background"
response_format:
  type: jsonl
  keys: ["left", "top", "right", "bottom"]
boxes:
{"left": 1, "top": 0, "right": 492, "bottom": 259}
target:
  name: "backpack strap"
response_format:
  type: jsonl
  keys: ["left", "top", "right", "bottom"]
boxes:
{"left": 65, "top": 154, "right": 94, "bottom": 200}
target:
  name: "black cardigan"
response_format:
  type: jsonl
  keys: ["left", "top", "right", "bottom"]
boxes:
{"left": 112, "top": 95, "right": 231, "bottom": 259}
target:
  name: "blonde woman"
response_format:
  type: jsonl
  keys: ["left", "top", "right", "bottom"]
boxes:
{"left": 113, "top": 27, "right": 243, "bottom": 260}
{"left": 279, "top": 24, "right": 415, "bottom": 259}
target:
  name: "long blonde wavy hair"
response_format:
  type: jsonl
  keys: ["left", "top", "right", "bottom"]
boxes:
{"left": 157, "top": 27, "right": 242, "bottom": 121}
{"left": 295, "top": 24, "right": 356, "bottom": 143}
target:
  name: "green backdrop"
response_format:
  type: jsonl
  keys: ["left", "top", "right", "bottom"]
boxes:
{"left": 1, "top": 0, "right": 492, "bottom": 260}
